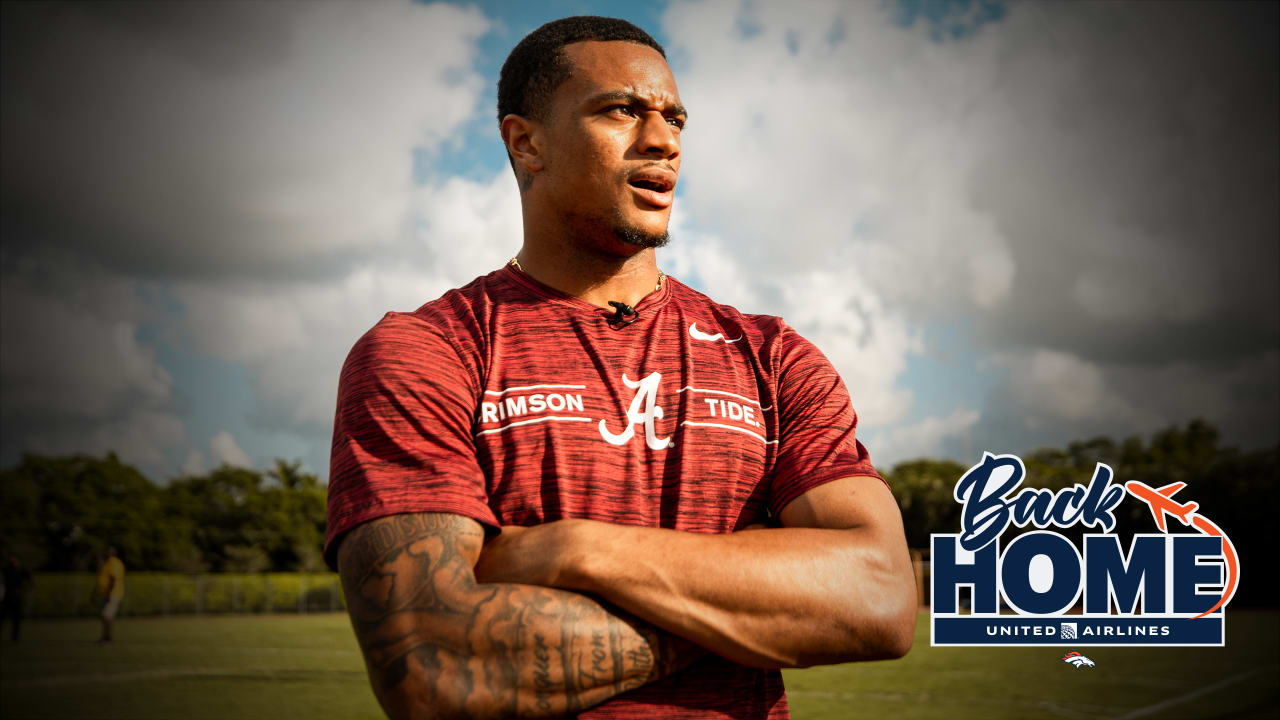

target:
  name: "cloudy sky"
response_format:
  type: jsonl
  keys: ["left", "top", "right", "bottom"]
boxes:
{"left": 2, "top": 0, "right": 1276, "bottom": 482}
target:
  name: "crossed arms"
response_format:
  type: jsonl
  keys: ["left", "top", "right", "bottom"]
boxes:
{"left": 336, "top": 475, "right": 916, "bottom": 719}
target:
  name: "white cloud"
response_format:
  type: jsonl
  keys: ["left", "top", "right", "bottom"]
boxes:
{"left": 656, "top": 1, "right": 1016, "bottom": 446}
{"left": 982, "top": 346, "right": 1280, "bottom": 453}
{"left": 172, "top": 170, "right": 522, "bottom": 462}
{"left": 869, "top": 408, "right": 982, "bottom": 466}
{"left": 998, "top": 349, "right": 1145, "bottom": 427}
{"left": 4, "top": 1, "right": 1273, "bottom": 478}
{"left": 0, "top": 255, "right": 183, "bottom": 475}
{"left": 660, "top": 0, "right": 1277, "bottom": 457}
{"left": 1, "top": 259, "right": 166, "bottom": 419}
{"left": 142, "top": 4, "right": 520, "bottom": 457}
{"left": 661, "top": 209, "right": 763, "bottom": 312}
{"left": 779, "top": 268, "right": 921, "bottom": 425}
{"left": 664, "top": 212, "right": 921, "bottom": 425}
{"left": 210, "top": 430, "right": 252, "bottom": 468}
{"left": 3, "top": 2, "right": 499, "bottom": 477}
{"left": 412, "top": 172, "right": 527, "bottom": 286}
{"left": 181, "top": 449, "right": 207, "bottom": 477}
{"left": 959, "top": 2, "right": 1277, "bottom": 356}
{"left": 74, "top": 411, "right": 185, "bottom": 473}
{"left": 180, "top": 430, "right": 255, "bottom": 473}
{"left": 4, "top": 2, "right": 492, "bottom": 278}
{"left": 662, "top": 1, "right": 1016, "bottom": 317}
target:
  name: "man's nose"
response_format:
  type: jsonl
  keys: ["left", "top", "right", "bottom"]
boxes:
{"left": 636, "top": 111, "right": 679, "bottom": 159}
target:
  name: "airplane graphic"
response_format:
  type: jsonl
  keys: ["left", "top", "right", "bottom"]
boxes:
{"left": 1123, "top": 480, "right": 1240, "bottom": 619}
{"left": 1124, "top": 481, "right": 1199, "bottom": 532}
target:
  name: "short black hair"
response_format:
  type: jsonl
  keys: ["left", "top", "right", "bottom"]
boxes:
{"left": 497, "top": 16, "right": 666, "bottom": 129}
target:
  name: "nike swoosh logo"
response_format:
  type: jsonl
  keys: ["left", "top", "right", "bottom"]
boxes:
{"left": 689, "top": 322, "right": 743, "bottom": 343}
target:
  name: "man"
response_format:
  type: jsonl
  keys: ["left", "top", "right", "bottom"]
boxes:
{"left": 95, "top": 546, "right": 125, "bottom": 643}
{"left": 1, "top": 554, "right": 33, "bottom": 643}
{"left": 326, "top": 16, "right": 915, "bottom": 720}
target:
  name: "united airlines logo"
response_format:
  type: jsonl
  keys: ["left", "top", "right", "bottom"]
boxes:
{"left": 597, "top": 372, "right": 672, "bottom": 450}
{"left": 930, "top": 452, "right": 1239, "bottom": 647}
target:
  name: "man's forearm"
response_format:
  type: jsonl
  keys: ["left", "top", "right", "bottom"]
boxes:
{"left": 474, "top": 480, "right": 916, "bottom": 670}
{"left": 339, "top": 514, "right": 702, "bottom": 720}
{"left": 563, "top": 523, "right": 915, "bottom": 668}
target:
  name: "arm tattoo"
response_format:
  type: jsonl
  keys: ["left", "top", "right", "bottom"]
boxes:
{"left": 531, "top": 634, "right": 553, "bottom": 711}
{"left": 338, "top": 513, "right": 701, "bottom": 718}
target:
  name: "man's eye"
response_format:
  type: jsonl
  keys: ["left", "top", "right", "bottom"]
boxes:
{"left": 667, "top": 117, "right": 685, "bottom": 130}
{"left": 608, "top": 105, "right": 636, "bottom": 117}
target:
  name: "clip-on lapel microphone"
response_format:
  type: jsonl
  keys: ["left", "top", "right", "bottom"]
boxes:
{"left": 608, "top": 300, "right": 639, "bottom": 327}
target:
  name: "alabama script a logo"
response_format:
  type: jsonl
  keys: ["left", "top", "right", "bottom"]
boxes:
{"left": 930, "top": 452, "right": 1240, "bottom": 647}
{"left": 598, "top": 372, "right": 671, "bottom": 450}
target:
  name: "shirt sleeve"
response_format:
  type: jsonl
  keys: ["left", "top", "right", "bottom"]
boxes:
{"left": 324, "top": 311, "right": 497, "bottom": 569}
{"left": 768, "top": 324, "right": 883, "bottom": 515}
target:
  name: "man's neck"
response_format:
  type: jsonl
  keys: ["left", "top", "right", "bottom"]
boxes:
{"left": 514, "top": 239, "right": 663, "bottom": 312}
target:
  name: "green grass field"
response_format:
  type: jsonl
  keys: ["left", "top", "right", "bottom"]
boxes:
{"left": 2, "top": 610, "right": 1277, "bottom": 719}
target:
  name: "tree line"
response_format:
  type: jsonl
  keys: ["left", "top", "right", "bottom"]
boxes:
{"left": 1, "top": 420, "right": 1274, "bottom": 603}
{"left": 0, "top": 457, "right": 327, "bottom": 573}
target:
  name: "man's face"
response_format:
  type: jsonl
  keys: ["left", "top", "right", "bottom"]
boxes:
{"left": 537, "top": 41, "right": 685, "bottom": 253}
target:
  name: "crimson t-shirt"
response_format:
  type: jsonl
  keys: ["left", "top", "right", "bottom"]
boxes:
{"left": 326, "top": 264, "right": 880, "bottom": 719}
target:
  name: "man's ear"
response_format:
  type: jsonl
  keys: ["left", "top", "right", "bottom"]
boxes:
{"left": 501, "top": 114, "right": 546, "bottom": 176}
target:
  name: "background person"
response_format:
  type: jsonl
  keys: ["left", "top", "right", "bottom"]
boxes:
{"left": 95, "top": 546, "right": 125, "bottom": 644}
{"left": 1, "top": 554, "right": 33, "bottom": 643}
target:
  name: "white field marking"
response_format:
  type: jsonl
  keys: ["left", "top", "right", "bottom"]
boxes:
{"left": 1115, "top": 665, "right": 1277, "bottom": 720}
{"left": 679, "top": 420, "right": 778, "bottom": 445}
{"left": 475, "top": 415, "right": 592, "bottom": 436}
{"left": 675, "top": 385, "right": 772, "bottom": 410}
{"left": 483, "top": 384, "right": 586, "bottom": 396}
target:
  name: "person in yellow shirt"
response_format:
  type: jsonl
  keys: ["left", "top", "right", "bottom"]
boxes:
{"left": 95, "top": 546, "right": 125, "bottom": 644}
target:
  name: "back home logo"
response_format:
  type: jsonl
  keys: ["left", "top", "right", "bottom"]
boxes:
{"left": 930, "top": 453, "right": 1239, "bottom": 647}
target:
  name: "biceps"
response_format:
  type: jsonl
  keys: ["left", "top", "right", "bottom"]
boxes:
{"left": 337, "top": 514, "right": 490, "bottom": 667}
{"left": 778, "top": 475, "right": 906, "bottom": 541}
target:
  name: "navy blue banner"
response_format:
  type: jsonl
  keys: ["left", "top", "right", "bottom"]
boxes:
{"left": 932, "top": 616, "right": 1223, "bottom": 646}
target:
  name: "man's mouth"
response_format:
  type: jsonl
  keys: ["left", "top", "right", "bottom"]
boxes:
{"left": 629, "top": 178, "right": 671, "bottom": 192}
{"left": 627, "top": 168, "right": 676, "bottom": 208}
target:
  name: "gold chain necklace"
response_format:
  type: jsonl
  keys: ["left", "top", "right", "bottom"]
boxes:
{"left": 508, "top": 256, "right": 665, "bottom": 292}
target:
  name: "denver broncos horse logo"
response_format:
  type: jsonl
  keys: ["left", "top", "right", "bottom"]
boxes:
{"left": 1061, "top": 651, "right": 1095, "bottom": 669}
